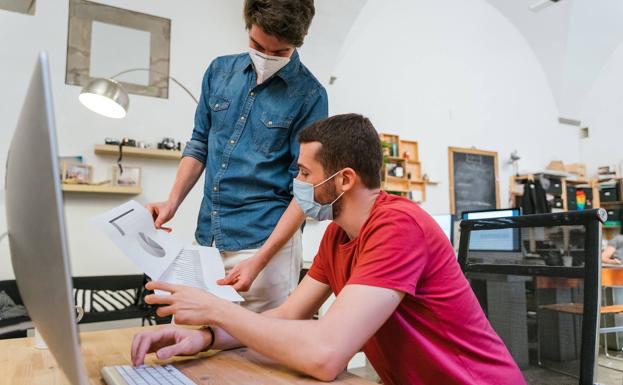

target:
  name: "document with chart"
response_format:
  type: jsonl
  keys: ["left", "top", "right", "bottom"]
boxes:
{"left": 92, "top": 200, "right": 243, "bottom": 302}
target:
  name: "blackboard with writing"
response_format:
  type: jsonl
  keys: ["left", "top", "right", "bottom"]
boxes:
{"left": 449, "top": 148, "right": 499, "bottom": 219}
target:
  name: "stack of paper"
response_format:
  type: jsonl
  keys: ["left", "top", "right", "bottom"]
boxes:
{"left": 92, "top": 201, "right": 243, "bottom": 302}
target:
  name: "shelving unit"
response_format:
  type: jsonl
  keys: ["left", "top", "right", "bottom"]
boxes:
{"left": 510, "top": 173, "right": 623, "bottom": 242}
{"left": 61, "top": 183, "right": 141, "bottom": 195}
{"left": 94, "top": 144, "right": 182, "bottom": 160}
{"left": 510, "top": 173, "right": 599, "bottom": 212}
{"left": 596, "top": 178, "right": 623, "bottom": 240}
{"left": 379, "top": 133, "right": 435, "bottom": 203}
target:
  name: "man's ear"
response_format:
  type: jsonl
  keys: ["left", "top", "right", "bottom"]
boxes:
{"left": 340, "top": 168, "right": 357, "bottom": 192}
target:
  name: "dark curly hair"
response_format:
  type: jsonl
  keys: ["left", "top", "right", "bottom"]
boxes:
{"left": 299, "top": 114, "right": 383, "bottom": 189}
{"left": 243, "top": 0, "right": 315, "bottom": 47}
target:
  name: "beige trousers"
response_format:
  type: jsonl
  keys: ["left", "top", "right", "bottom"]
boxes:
{"left": 220, "top": 231, "right": 302, "bottom": 313}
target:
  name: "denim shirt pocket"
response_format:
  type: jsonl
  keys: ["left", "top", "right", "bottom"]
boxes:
{"left": 208, "top": 95, "right": 231, "bottom": 132}
{"left": 252, "top": 113, "right": 293, "bottom": 155}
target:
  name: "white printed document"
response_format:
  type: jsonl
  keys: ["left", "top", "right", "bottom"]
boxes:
{"left": 92, "top": 201, "right": 243, "bottom": 302}
{"left": 159, "top": 245, "right": 244, "bottom": 301}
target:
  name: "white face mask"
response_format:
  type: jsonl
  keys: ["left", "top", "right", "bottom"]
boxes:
{"left": 293, "top": 171, "right": 345, "bottom": 222}
{"left": 248, "top": 47, "right": 291, "bottom": 84}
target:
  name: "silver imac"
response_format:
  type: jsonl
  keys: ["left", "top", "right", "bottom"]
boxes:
{"left": 6, "top": 52, "right": 89, "bottom": 385}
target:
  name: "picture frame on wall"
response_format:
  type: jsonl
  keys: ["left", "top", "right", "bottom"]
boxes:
{"left": 112, "top": 166, "right": 141, "bottom": 187}
{"left": 62, "top": 163, "right": 93, "bottom": 184}
{"left": 0, "top": 0, "right": 36, "bottom": 15}
{"left": 65, "top": 0, "right": 171, "bottom": 98}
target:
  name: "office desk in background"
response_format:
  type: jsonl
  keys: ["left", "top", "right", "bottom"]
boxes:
{"left": 0, "top": 326, "right": 375, "bottom": 385}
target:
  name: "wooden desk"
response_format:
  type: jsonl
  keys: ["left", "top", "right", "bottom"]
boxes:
{"left": 0, "top": 326, "right": 375, "bottom": 385}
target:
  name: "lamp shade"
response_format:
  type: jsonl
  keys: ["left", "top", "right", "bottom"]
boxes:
{"left": 78, "top": 78, "right": 129, "bottom": 119}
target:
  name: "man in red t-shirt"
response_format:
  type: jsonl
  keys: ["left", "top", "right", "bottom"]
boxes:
{"left": 131, "top": 114, "right": 526, "bottom": 384}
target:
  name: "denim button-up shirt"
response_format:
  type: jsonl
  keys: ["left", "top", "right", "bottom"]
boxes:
{"left": 182, "top": 51, "right": 328, "bottom": 251}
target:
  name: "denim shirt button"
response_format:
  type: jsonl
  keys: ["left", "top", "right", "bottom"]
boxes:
{"left": 215, "top": 103, "right": 219, "bottom": 108}
{"left": 240, "top": 116, "right": 245, "bottom": 121}
{"left": 213, "top": 186, "right": 218, "bottom": 191}
{"left": 221, "top": 163, "right": 226, "bottom": 168}
{"left": 212, "top": 211, "right": 217, "bottom": 216}
{"left": 229, "top": 140, "right": 235, "bottom": 144}
{"left": 268, "top": 121, "right": 273, "bottom": 126}
{"left": 250, "top": 91, "right": 255, "bottom": 96}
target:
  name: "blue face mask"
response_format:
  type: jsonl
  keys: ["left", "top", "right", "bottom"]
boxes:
{"left": 293, "top": 171, "right": 344, "bottom": 221}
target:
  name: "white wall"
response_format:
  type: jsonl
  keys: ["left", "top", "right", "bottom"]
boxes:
{"left": 328, "top": 0, "right": 580, "bottom": 215}
{"left": 577, "top": 41, "right": 623, "bottom": 172}
{"left": 484, "top": 0, "right": 574, "bottom": 113}
{"left": 558, "top": 0, "right": 623, "bottom": 120}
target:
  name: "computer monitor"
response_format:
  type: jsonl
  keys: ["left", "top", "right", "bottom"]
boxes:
{"left": 6, "top": 52, "right": 90, "bottom": 385}
{"left": 461, "top": 208, "right": 521, "bottom": 252}
{"left": 431, "top": 214, "right": 454, "bottom": 245}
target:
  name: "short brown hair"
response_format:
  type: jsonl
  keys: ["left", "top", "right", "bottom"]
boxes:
{"left": 299, "top": 114, "right": 383, "bottom": 189}
{"left": 243, "top": 0, "right": 315, "bottom": 47}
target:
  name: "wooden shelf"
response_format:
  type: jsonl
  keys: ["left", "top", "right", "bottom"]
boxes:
{"left": 380, "top": 132, "right": 434, "bottom": 203}
{"left": 565, "top": 179, "right": 591, "bottom": 185}
{"left": 94, "top": 144, "right": 182, "bottom": 160}
{"left": 61, "top": 184, "right": 141, "bottom": 195}
{"left": 386, "top": 175, "right": 407, "bottom": 182}
{"left": 601, "top": 201, "right": 623, "bottom": 206}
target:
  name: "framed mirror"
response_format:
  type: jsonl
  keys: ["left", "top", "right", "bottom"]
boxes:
{"left": 0, "top": 0, "right": 36, "bottom": 15}
{"left": 65, "top": 0, "right": 171, "bottom": 98}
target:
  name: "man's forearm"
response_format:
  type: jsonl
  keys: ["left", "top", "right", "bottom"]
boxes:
{"left": 168, "top": 157, "right": 205, "bottom": 208}
{"left": 256, "top": 200, "right": 306, "bottom": 265}
{"left": 212, "top": 302, "right": 337, "bottom": 381}
{"left": 208, "top": 305, "right": 288, "bottom": 351}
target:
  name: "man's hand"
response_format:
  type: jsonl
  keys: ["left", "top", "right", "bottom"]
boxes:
{"left": 603, "top": 255, "right": 622, "bottom": 265}
{"left": 602, "top": 246, "right": 621, "bottom": 265}
{"left": 217, "top": 256, "right": 266, "bottom": 292}
{"left": 144, "top": 281, "right": 228, "bottom": 325}
{"left": 131, "top": 326, "right": 212, "bottom": 366}
{"left": 145, "top": 201, "right": 177, "bottom": 232}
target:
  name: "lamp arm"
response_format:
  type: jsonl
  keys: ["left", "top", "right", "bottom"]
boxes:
{"left": 110, "top": 68, "right": 199, "bottom": 104}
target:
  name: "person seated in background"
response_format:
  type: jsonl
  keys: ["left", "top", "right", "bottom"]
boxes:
{"left": 602, "top": 234, "right": 623, "bottom": 265}
{"left": 131, "top": 114, "right": 525, "bottom": 385}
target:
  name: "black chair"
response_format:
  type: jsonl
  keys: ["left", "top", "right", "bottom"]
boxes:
{"left": 458, "top": 209, "right": 605, "bottom": 385}
{"left": 72, "top": 275, "right": 153, "bottom": 325}
{"left": 0, "top": 279, "right": 31, "bottom": 339}
{"left": 0, "top": 274, "right": 162, "bottom": 340}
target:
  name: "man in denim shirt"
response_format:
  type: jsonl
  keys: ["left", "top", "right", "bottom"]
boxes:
{"left": 147, "top": 0, "right": 328, "bottom": 312}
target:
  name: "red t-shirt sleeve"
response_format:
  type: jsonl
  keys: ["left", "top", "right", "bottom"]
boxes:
{"left": 346, "top": 208, "right": 428, "bottom": 296}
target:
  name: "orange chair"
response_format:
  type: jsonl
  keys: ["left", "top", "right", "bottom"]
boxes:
{"left": 600, "top": 267, "right": 623, "bottom": 359}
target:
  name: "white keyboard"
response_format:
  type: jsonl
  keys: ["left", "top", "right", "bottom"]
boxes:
{"left": 101, "top": 364, "right": 196, "bottom": 385}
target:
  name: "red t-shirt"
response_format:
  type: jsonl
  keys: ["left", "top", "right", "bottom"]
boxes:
{"left": 307, "top": 192, "right": 525, "bottom": 385}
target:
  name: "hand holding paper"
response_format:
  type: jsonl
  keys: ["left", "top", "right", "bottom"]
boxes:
{"left": 92, "top": 201, "right": 243, "bottom": 302}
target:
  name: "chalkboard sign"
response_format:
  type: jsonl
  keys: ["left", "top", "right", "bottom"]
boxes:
{"left": 448, "top": 147, "right": 499, "bottom": 219}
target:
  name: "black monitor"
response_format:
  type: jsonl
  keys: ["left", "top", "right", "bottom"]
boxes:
{"left": 461, "top": 208, "right": 521, "bottom": 252}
